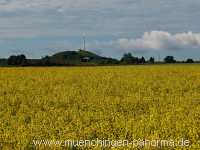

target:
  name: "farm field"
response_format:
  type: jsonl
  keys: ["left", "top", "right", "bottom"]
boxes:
{"left": 0, "top": 65, "right": 200, "bottom": 149}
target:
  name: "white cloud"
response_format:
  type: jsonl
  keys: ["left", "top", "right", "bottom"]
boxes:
{"left": 0, "top": 0, "right": 200, "bottom": 42}
{"left": 95, "top": 31, "right": 200, "bottom": 52}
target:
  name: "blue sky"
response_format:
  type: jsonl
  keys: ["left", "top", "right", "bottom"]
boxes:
{"left": 0, "top": 0, "right": 200, "bottom": 60}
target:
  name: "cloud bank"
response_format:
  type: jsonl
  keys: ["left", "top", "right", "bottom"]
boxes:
{"left": 1, "top": 0, "right": 200, "bottom": 39}
{"left": 1, "top": 0, "right": 200, "bottom": 58}
{"left": 93, "top": 31, "right": 200, "bottom": 52}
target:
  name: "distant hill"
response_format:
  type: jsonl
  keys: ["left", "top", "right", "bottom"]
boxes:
{"left": 42, "top": 49, "right": 119, "bottom": 66}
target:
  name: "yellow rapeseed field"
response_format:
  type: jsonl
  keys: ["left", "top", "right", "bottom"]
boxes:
{"left": 0, "top": 65, "right": 200, "bottom": 149}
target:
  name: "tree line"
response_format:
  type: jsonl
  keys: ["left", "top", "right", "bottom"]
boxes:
{"left": 1, "top": 53, "right": 198, "bottom": 66}
{"left": 120, "top": 53, "right": 197, "bottom": 64}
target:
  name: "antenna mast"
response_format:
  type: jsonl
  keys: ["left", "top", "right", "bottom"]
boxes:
{"left": 83, "top": 33, "right": 86, "bottom": 50}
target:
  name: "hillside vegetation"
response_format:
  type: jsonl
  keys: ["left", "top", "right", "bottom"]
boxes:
{"left": 48, "top": 50, "right": 118, "bottom": 65}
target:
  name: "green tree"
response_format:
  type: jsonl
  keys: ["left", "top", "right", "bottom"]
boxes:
{"left": 120, "top": 53, "right": 135, "bottom": 64}
{"left": 8, "top": 54, "right": 27, "bottom": 66}
{"left": 164, "top": 56, "right": 176, "bottom": 63}
{"left": 186, "top": 58, "right": 194, "bottom": 63}
{"left": 149, "top": 57, "right": 155, "bottom": 63}
{"left": 140, "top": 56, "right": 146, "bottom": 64}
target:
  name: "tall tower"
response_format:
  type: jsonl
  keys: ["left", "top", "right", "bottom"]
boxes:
{"left": 83, "top": 33, "right": 86, "bottom": 50}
